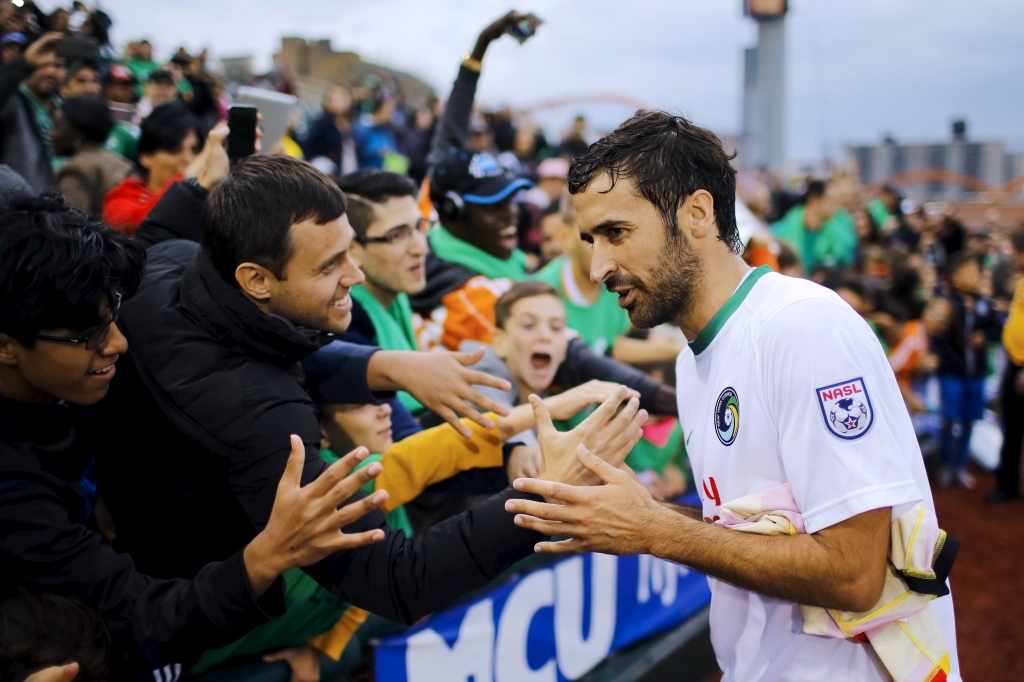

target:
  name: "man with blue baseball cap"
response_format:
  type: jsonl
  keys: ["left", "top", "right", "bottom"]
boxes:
{"left": 410, "top": 11, "right": 539, "bottom": 351}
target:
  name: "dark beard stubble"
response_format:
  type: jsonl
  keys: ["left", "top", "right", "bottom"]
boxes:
{"left": 609, "top": 231, "right": 704, "bottom": 329}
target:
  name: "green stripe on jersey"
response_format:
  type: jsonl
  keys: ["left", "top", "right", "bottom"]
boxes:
{"left": 689, "top": 265, "right": 772, "bottom": 356}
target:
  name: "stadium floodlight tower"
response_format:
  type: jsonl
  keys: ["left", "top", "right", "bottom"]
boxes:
{"left": 739, "top": 0, "right": 788, "bottom": 171}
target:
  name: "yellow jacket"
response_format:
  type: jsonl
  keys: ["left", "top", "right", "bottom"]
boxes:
{"left": 1004, "top": 278, "right": 1024, "bottom": 365}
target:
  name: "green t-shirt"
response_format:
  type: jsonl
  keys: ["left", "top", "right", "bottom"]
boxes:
{"left": 105, "top": 121, "right": 139, "bottom": 163}
{"left": 771, "top": 205, "right": 857, "bottom": 274}
{"left": 534, "top": 256, "right": 631, "bottom": 356}
{"left": 429, "top": 225, "right": 528, "bottom": 282}
{"left": 625, "top": 418, "right": 686, "bottom": 474}
{"left": 124, "top": 58, "right": 160, "bottom": 98}
{"left": 350, "top": 285, "right": 423, "bottom": 414}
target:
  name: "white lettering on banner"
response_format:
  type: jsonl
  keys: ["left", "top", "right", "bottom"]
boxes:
{"left": 495, "top": 569, "right": 556, "bottom": 682}
{"left": 407, "top": 599, "right": 495, "bottom": 682}
{"left": 554, "top": 554, "right": 617, "bottom": 680}
{"left": 637, "top": 555, "right": 689, "bottom": 606}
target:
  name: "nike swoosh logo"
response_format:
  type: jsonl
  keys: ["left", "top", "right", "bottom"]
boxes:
{"left": 686, "top": 430, "right": 694, "bottom": 446}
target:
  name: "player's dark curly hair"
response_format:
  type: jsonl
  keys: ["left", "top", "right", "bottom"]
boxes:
{"left": 567, "top": 110, "right": 740, "bottom": 253}
{"left": 0, "top": 590, "right": 113, "bottom": 681}
{"left": 0, "top": 189, "right": 145, "bottom": 347}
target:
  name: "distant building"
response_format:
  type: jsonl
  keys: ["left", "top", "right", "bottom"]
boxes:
{"left": 276, "top": 37, "right": 435, "bottom": 110}
{"left": 847, "top": 121, "right": 1024, "bottom": 202}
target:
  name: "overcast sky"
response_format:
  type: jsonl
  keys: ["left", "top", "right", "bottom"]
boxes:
{"left": 68, "top": 0, "right": 1024, "bottom": 163}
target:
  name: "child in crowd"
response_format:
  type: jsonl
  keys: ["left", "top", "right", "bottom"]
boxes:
{"left": 931, "top": 252, "right": 1002, "bottom": 488}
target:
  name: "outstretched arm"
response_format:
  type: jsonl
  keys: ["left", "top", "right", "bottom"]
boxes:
{"left": 506, "top": 450, "right": 891, "bottom": 613}
{"left": 427, "top": 11, "right": 541, "bottom": 166}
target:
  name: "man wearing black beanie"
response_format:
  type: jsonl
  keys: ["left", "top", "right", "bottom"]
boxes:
{"left": 52, "top": 95, "right": 131, "bottom": 217}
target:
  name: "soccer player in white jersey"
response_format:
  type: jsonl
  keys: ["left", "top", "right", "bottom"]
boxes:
{"left": 505, "top": 111, "right": 960, "bottom": 682}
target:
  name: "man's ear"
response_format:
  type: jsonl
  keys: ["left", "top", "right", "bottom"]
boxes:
{"left": 235, "top": 262, "right": 276, "bottom": 303}
{"left": 680, "top": 189, "right": 716, "bottom": 241}
{"left": 0, "top": 333, "right": 23, "bottom": 367}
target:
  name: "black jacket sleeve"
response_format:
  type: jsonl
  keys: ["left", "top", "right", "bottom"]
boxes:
{"left": 557, "top": 338, "right": 678, "bottom": 415}
{"left": 426, "top": 65, "right": 480, "bottom": 168}
{"left": 0, "top": 57, "right": 32, "bottom": 110}
{"left": 0, "top": 479, "right": 285, "bottom": 666}
{"left": 303, "top": 486, "right": 544, "bottom": 624}
{"left": 134, "top": 179, "right": 207, "bottom": 249}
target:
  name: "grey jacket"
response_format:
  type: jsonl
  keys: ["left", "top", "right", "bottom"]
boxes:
{"left": 0, "top": 57, "right": 54, "bottom": 192}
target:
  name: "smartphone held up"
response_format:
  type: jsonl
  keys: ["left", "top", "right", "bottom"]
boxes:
{"left": 226, "top": 105, "right": 258, "bottom": 167}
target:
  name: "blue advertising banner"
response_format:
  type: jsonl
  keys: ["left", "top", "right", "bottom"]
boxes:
{"left": 375, "top": 552, "right": 711, "bottom": 681}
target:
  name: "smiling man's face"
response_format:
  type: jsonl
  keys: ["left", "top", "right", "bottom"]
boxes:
{"left": 574, "top": 173, "right": 703, "bottom": 329}
{"left": 263, "top": 214, "right": 365, "bottom": 334}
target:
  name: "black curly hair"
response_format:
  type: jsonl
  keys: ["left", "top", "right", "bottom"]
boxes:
{"left": 0, "top": 190, "right": 145, "bottom": 347}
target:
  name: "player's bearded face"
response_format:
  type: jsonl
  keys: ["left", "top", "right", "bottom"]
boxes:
{"left": 608, "top": 225, "right": 704, "bottom": 329}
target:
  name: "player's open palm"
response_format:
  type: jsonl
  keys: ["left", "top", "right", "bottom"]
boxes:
{"left": 531, "top": 387, "right": 647, "bottom": 487}
{"left": 251, "top": 435, "right": 389, "bottom": 575}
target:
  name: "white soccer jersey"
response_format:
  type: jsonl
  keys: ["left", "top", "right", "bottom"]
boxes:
{"left": 675, "top": 266, "right": 960, "bottom": 682}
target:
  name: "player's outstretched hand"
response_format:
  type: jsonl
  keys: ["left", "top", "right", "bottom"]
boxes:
{"left": 507, "top": 444, "right": 661, "bottom": 556}
{"left": 243, "top": 435, "right": 388, "bottom": 595}
{"left": 531, "top": 386, "right": 647, "bottom": 487}
{"left": 368, "top": 348, "right": 512, "bottom": 437}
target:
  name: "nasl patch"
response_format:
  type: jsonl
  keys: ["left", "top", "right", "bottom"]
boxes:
{"left": 816, "top": 377, "right": 874, "bottom": 440}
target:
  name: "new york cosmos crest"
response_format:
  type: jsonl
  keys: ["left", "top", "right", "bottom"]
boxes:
{"left": 714, "top": 387, "right": 739, "bottom": 446}
{"left": 816, "top": 377, "right": 874, "bottom": 440}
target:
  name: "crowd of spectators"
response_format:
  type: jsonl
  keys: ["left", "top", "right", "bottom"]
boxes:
{"left": 0, "top": 3, "right": 1021, "bottom": 682}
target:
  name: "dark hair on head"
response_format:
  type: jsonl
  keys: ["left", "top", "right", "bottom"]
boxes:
{"left": 0, "top": 190, "right": 144, "bottom": 347}
{"left": 1009, "top": 230, "right": 1024, "bottom": 254}
{"left": 336, "top": 169, "right": 417, "bottom": 240}
{"left": 61, "top": 95, "right": 115, "bottom": 143}
{"left": 138, "top": 103, "right": 200, "bottom": 158}
{"left": 945, "top": 249, "right": 980, "bottom": 278}
{"left": 801, "top": 180, "right": 828, "bottom": 204}
{"left": 776, "top": 240, "right": 800, "bottom": 271}
{"left": 494, "top": 280, "right": 561, "bottom": 330}
{"left": 66, "top": 57, "right": 99, "bottom": 77}
{"left": 567, "top": 110, "right": 740, "bottom": 253}
{"left": 824, "top": 273, "right": 872, "bottom": 303}
{"left": 0, "top": 590, "right": 113, "bottom": 682}
{"left": 146, "top": 69, "right": 175, "bottom": 85}
{"left": 201, "top": 155, "right": 347, "bottom": 283}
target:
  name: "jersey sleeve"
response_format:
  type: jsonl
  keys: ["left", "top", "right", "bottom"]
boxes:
{"left": 759, "top": 296, "right": 922, "bottom": 534}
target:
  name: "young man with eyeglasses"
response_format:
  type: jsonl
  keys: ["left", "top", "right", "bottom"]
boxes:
{"left": 337, "top": 169, "right": 432, "bottom": 416}
{"left": 0, "top": 190, "right": 394, "bottom": 677}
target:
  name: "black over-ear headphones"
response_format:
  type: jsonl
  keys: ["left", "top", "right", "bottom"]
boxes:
{"left": 439, "top": 190, "right": 466, "bottom": 223}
